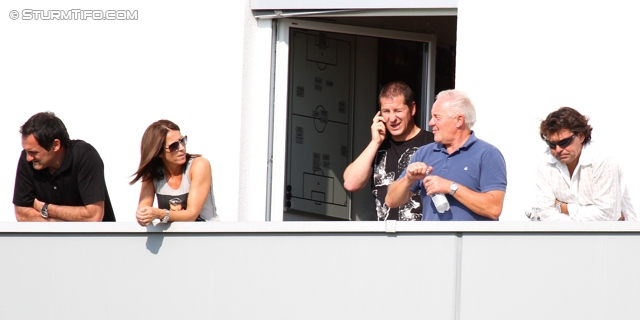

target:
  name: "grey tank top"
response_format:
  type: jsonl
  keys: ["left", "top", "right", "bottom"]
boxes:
{"left": 153, "top": 157, "right": 219, "bottom": 221}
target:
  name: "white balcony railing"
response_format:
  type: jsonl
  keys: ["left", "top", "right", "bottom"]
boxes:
{"left": 1, "top": 221, "right": 639, "bottom": 320}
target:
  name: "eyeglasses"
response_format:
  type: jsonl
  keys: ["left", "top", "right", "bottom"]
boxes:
{"left": 165, "top": 136, "right": 187, "bottom": 153}
{"left": 545, "top": 134, "right": 575, "bottom": 149}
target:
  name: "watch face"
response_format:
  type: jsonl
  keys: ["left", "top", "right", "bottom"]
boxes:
{"left": 41, "top": 204, "right": 49, "bottom": 218}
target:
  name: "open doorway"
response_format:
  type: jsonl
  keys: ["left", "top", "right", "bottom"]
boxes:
{"left": 271, "top": 17, "right": 457, "bottom": 221}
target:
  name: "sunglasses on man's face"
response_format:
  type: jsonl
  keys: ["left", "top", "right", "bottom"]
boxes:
{"left": 545, "top": 134, "right": 575, "bottom": 150}
{"left": 165, "top": 136, "right": 188, "bottom": 153}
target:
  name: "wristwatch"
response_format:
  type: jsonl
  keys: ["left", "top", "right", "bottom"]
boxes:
{"left": 41, "top": 203, "right": 49, "bottom": 218}
{"left": 449, "top": 183, "right": 458, "bottom": 196}
{"left": 161, "top": 209, "right": 170, "bottom": 223}
{"left": 555, "top": 201, "right": 564, "bottom": 213}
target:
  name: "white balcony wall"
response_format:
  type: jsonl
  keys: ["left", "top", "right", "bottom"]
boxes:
{"left": 1, "top": 222, "right": 640, "bottom": 319}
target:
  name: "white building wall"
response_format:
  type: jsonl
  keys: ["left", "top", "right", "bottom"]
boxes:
{"left": 2, "top": 0, "right": 639, "bottom": 222}
{"left": 0, "top": 0, "right": 246, "bottom": 222}
{"left": 455, "top": 0, "right": 640, "bottom": 220}
{"left": 238, "top": 5, "right": 273, "bottom": 221}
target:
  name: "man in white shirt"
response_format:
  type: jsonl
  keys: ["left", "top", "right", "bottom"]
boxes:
{"left": 535, "top": 107, "right": 635, "bottom": 221}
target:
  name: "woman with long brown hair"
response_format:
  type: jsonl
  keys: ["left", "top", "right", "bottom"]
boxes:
{"left": 131, "top": 120, "right": 218, "bottom": 225}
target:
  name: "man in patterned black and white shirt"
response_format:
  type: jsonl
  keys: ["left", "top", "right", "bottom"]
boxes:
{"left": 343, "top": 81, "right": 434, "bottom": 221}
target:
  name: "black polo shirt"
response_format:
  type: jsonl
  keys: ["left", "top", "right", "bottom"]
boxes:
{"left": 13, "top": 140, "right": 116, "bottom": 221}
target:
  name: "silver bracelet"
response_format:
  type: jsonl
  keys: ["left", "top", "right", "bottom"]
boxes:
{"left": 161, "top": 209, "right": 170, "bottom": 223}
{"left": 555, "top": 201, "right": 564, "bottom": 213}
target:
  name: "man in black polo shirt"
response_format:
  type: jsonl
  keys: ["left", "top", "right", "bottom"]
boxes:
{"left": 13, "top": 112, "right": 116, "bottom": 221}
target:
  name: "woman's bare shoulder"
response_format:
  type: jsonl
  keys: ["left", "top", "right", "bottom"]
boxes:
{"left": 191, "top": 155, "right": 210, "bottom": 166}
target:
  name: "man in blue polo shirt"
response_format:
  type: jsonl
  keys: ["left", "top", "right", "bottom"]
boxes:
{"left": 386, "top": 89, "right": 507, "bottom": 221}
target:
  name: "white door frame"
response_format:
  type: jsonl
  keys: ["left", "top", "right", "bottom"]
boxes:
{"left": 268, "top": 18, "right": 437, "bottom": 221}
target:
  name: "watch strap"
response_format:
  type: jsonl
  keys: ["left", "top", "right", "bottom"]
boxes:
{"left": 555, "top": 201, "right": 564, "bottom": 213}
{"left": 449, "top": 183, "right": 458, "bottom": 196}
{"left": 161, "top": 209, "right": 170, "bottom": 223}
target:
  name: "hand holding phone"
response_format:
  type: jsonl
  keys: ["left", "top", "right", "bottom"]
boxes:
{"left": 371, "top": 111, "right": 386, "bottom": 144}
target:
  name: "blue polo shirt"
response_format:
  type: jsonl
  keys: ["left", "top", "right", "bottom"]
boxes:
{"left": 399, "top": 132, "right": 507, "bottom": 221}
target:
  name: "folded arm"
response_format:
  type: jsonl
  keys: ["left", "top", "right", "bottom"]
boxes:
{"left": 536, "top": 158, "right": 622, "bottom": 221}
{"left": 15, "top": 205, "right": 64, "bottom": 222}
{"left": 16, "top": 200, "right": 104, "bottom": 222}
{"left": 42, "top": 199, "right": 105, "bottom": 222}
{"left": 136, "top": 157, "right": 212, "bottom": 225}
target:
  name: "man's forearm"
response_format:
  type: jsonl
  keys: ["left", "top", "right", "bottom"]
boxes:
{"left": 343, "top": 140, "right": 380, "bottom": 192}
{"left": 47, "top": 202, "right": 104, "bottom": 222}
{"left": 15, "top": 206, "right": 65, "bottom": 222}
{"left": 453, "top": 187, "right": 504, "bottom": 220}
{"left": 565, "top": 203, "right": 617, "bottom": 221}
{"left": 385, "top": 176, "right": 415, "bottom": 207}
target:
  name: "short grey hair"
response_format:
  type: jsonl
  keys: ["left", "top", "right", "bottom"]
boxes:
{"left": 435, "top": 89, "right": 476, "bottom": 129}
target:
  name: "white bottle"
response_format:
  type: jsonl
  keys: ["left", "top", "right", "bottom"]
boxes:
{"left": 426, "top": 169, "right": 450, "bottom": 213}
{"left": 431, "top": 193, "right": 450, "bottom": 213}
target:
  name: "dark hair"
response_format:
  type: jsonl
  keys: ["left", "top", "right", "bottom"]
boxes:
{"left": 20, "top": 112, "right": 71, "bottom": 150}
{"left": 379, "top": 81, "right": 416, "bottom": 112}
{"left": 540, "top": 107, "right": 592, "bottom": 143}
{"left": 129, "top": 120, "right": 198, "bottom": 185}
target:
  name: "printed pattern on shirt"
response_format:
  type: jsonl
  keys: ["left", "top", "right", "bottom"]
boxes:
{"left": 373, "top": 146, "right": 422, "bottom": 221}
{"left": 370, "top": 130, "right": 434, "bottom": 221}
